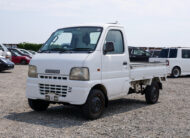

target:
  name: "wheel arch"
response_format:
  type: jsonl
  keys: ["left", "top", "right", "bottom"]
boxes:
{"left": 90, "top": 84, "right": 108, "bottom": 107}
{"left": 151, "top": 77, "right": 162, "bottom": 89}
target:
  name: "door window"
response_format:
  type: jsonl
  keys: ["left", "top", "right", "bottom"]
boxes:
{"left": 159, "top": 49, "right": 169, "bottom": 58}
{"left": 169, "top": 49, "right": 178, "bottom": 58}
{"left": 104, "top": 30, "right": 124, "bottom": 54}
{"left": 182, "top": 50, "right": 190, "bottom": 58}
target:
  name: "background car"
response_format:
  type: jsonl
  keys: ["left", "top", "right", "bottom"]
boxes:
{"left": 129, "top": 46, "right": 151, "bottom": 62}
{"left": 8, "top": 48, "right": 32, "bottom": 58}
{"left": 150, "top": 50, "right": 161, "bottom": 58}
{"left": 0, "top": 43, "right": 12, "bottom": 60}
{"left": 28, "top": 50, "right": 37, "bottom": 55}
{"left": 0, "top": 55, "right": 14, "bottom": 72}
{"left": 10, "top": 51, "right": 31, "bottom": 64}
{"left": 19, "top": 48, "right": 34, "bottom": 57}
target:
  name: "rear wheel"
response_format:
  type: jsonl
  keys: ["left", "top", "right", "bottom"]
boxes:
{"left": 172, "top": 67, "right": 180, "bottom": 78}
{"left": 82, "top": 89, "right": 105, "bottom": 120}
{"left": 28, "top": 99, "right": 49, "bottom": 111}
{"left": 145, "top": 82, "right": 159, "bottom": 104}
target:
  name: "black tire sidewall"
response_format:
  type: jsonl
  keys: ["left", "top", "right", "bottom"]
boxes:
{"left": 21, "top": 60, "right": 27, "bottom": 65}
{"left": 28, "top": 99, "right": 49, "bottom": 111}
{"left": 82, "top": 89, "right": 105, "bottom": 120}
{"left": 145, "top": 82, "right": 159, "bottom": 104}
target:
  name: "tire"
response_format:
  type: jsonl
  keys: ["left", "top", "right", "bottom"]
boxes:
{"left": 21, "top": 60, "right": 27, "bottom": 65}
{"left": 145, "top": 82, "right": 159, "bottom": 104}
{"left": 82, "top": 89, "right": 105, "bottom": 120}
{"left": 28, "top": 99, "right": 49, "bottom": 111}
{"left": 172, "top": 67, "right": 180, "bottom": 78}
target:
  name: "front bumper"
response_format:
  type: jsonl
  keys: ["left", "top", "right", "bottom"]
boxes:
{"left": 26, "top": 77, "right": 96, "bottom": 105}
{"left": 0, "top": 64, "right": 14, "bottom": 71}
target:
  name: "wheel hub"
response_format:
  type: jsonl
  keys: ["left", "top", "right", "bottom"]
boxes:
{"left": 91, "top": 97, "right": 102, "bottom": 113}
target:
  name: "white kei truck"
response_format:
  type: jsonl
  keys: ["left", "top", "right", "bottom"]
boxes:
{"left": 26, "top": 23, "right": 167, "bottom": 119}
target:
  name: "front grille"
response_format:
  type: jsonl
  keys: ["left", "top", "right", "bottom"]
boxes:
{"left": 39, "top": 74, "right": 67, "bottom": 80}
{"left": 39, "top": 83, "right": 67, "bottom": 97}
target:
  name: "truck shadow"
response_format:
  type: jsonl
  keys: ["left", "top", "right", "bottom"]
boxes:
{"left": 4, "top": 98, "right": 152, "bottom": 128}
{"left": 0, "top": 71, "right": 12, "bottom": 73}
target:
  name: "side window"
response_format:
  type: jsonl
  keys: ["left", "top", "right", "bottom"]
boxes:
{"left": 182, "top": 50, "right": 190, "bottom": 58}
{"left": 104, "top": 30, "right": 124, "bottom": 54}
{"left": 169, "top": 49, "right": 177, "bottom": 58}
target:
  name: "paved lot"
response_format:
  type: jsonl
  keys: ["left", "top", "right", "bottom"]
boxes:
{"left": 0, "top": 65, "right": 190, "bottom": 137}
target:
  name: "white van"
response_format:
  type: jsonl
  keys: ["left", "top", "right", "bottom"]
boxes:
{"left": 149, "top": 48, "right": 190, "bottom": 78}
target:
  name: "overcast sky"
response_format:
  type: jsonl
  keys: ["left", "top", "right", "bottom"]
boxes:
{"left": 0, "top": 0, "right": 190, "bottom": 47}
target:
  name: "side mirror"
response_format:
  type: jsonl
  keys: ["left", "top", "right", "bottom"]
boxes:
{"left": 104, "top": 42, "right": 114, "bottom": 54}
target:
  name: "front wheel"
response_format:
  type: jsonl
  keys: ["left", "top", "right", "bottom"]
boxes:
{"left": 28, "top": 99, "right": 49, "bottom": 111}
{"left": 82, "top": 89, "right": 105, "bottom": 120}
{"left": 145, "top": 82, "right": 159, "bottom": 104}
{"left": 21, "top": 60, "right": 27, "bottom": 65}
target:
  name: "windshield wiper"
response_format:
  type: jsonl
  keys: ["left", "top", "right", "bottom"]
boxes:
{"left": 72, "top": 48, "right": 94, "bottom": 52}
{"left": 38, "top": 50, "right": 51, "bottom": 53}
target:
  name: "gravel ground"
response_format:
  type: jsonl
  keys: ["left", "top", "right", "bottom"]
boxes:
{"left": 0, "top": 65, "right": 190, "bottom": 138}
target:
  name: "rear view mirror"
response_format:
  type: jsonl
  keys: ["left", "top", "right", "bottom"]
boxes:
{"left": 104, "top": 42, "right": 114, "bottom": 54}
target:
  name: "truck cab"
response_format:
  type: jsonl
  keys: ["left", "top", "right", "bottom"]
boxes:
{"left": 26, "top": 24, "right": 167, "bottom": 119}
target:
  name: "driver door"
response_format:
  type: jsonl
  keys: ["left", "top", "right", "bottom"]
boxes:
{"left": 101, "top": 28, "right": 130, "bottom": 99}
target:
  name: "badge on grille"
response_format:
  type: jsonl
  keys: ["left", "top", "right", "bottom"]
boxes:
{"left": 45, "top": 69, "right": 60, "bottom": 74}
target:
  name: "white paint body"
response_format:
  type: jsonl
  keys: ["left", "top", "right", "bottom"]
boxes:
{"left": 26, "top": 24, "right": 167, "bottom": 105}
{"left": 149, "top": 48, "right": 190, "bottom": 76}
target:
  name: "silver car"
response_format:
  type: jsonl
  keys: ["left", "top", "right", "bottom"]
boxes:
{"left": 0, "top": 44, "right": 12, "bottom": 60}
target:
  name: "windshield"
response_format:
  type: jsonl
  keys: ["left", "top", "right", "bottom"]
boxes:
{"left": 0, "top": 44, "right": 8, "bottom": 52}
{"left": 158, "top": 49, "right": 169, "bottom": 58}
{"left": 40, "top": 27, "right": 103, "bottom": 53}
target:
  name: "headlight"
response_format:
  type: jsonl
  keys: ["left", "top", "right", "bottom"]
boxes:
{"left": 69, "top": 67, "right": 89, "bottom": 81}
{"left": 28, "top": 65, "right": 37, "bottom": 78}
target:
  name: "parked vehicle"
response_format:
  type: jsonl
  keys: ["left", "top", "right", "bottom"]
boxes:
{"left": 26, "top": 24, "right": 167, "bottom": 119}
{"left": 150, "top": 50, "right": 161, "bottom": 58}
{"left": 0, "top": 44, "right": 12, "bottom": 60}
{"left": 149, "top": 47, "right": 190, "bottom": 78}
{"left": 19, "top": 49, "right": 34, "bottom": 57}
{"left": 8, "top": 48, "right": 32, "bottom": 58}
{"left": 11, "top": 51, "right": 31, "bottom": 64}
{"left": 28, "top": 50, "right": 37, "bottom": 55}
{"left": 0, "top": 56, "right": 14, "bottom": 72}
{"left": 129, "top": 46, "right": 151, "bottom": 62}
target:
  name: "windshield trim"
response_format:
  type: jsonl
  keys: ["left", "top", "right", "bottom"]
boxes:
{"left": 39, "top": 26, "right": 103, "bottom": 54}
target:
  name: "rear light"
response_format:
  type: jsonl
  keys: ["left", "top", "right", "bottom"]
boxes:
{"left": 166, "top": 60, "right": 169, "bottom": 66}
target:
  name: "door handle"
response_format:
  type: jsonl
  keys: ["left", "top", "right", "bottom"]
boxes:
{"left": 123, "top": 61, "right": 128, "bottom": 65}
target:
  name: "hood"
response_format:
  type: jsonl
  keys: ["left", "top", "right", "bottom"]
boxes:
{"left": 30, "top": 53, "right": 89, "bottom": 75}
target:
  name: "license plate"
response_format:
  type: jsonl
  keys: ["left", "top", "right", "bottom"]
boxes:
{"left": 45, "top": 94, "right": 59, "bottom": 102}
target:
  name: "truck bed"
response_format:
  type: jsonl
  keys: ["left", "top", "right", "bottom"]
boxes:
{"left": 130, "top": 62, "right": 167, "bottom": 81}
